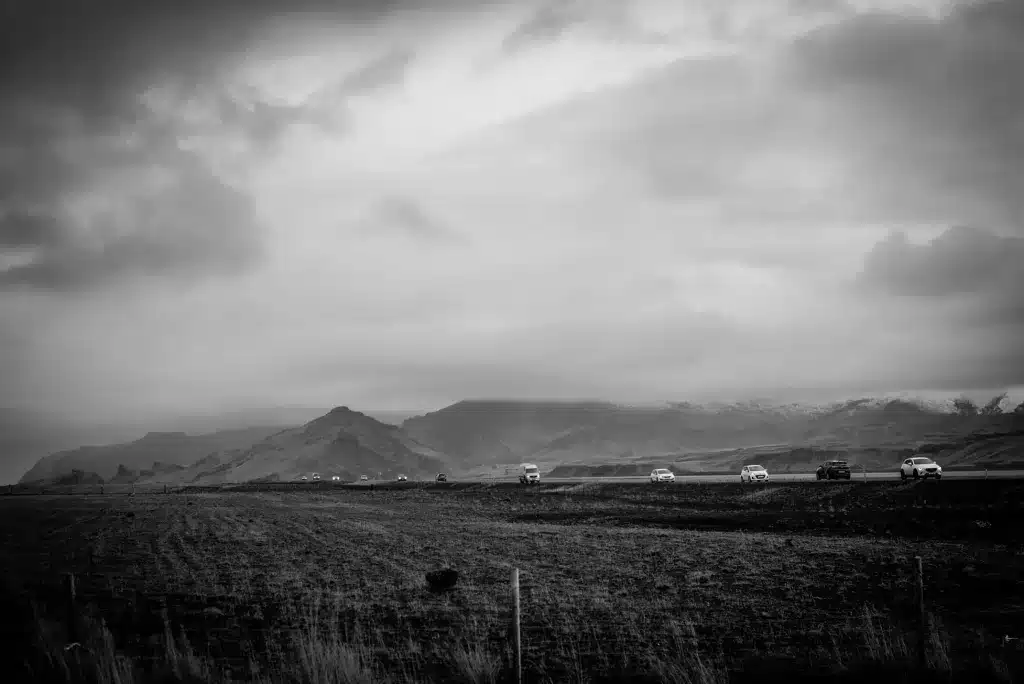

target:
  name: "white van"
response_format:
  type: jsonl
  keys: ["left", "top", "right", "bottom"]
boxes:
{"left": 519, "top": 463, "right": 540, "bottom": 484}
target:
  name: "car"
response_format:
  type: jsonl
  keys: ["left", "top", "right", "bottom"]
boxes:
{"left": 649, "top": 468, "right": 675, "bottom": 484}
{"left": 436, "top": 473, "right": 447, "bottom": 483}
{"left": 300, "top": 475, "right": 308, "bottom": 481}
{"left": 519, "top": 463, "right": 541, "bottom": 484}
{"left": 397, "top": 474, "right": 407, "bottom": 482}
{"left": 816, "top": 460, "right": 851, "bottom": 481}
{"left": 740, "top": 465, "right": 769, "bottom": 484}
{"left": 331, "top": 475, "right": 341, "bottom": 482}
{"left": 312, "top": 472, "right": 321, "bottom": 481}
{"left": 359, "top": 475, "right": 368, "bottom": 482}
{"left": 901, "top": 456, "right": 942, "bottom": 481}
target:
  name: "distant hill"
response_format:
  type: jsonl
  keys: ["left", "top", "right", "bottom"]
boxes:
{"left": 19, "top": 426, "right": 288, "bottom": 484}
{"left": 148, "top": 406, "right": 449, "bottom": 484}
{"left": 403, "top": 397, "right": 1024, "bottom": 471}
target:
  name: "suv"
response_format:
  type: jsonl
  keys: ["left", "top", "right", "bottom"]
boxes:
{"left": 397, "top": 474, "right": 408, "bottom": 482}
{"left": 901, "top": 457, "right": 942, "bottom": 481}
{"left": 312, "top": 472, "right": 321, "bottom": 481}
{"left": 816, "top": 460, "right": 851, "bottom": 481}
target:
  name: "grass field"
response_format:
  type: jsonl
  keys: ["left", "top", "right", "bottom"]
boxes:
{"left": 3, "top": 480, "right": 1024, "bottom": 683}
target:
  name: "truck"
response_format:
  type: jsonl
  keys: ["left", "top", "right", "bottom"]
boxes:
{"left": 816, "top": 460, "right": 851, "bottom": 481}
{"left": 519, "top": 463, "right": 540, "bottom": 485}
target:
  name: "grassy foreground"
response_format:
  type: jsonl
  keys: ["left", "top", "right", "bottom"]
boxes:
{"left": 2, "top": 480, "right": 1023, "bottom": 683}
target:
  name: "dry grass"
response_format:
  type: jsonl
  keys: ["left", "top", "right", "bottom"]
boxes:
{"left": 3, "top": 481, "right": 1023, "bottom": 682}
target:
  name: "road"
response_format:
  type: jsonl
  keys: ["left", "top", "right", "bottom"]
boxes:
{"left": 460, "top": 470, "right": 1024, "bottom": 485}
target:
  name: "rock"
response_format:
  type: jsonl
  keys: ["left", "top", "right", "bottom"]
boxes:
{"left": 425, "top": 568, "right": 459, "bottom": 592}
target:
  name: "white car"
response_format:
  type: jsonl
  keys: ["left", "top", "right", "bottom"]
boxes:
{"left": 300, "top": 475, "right": 308, "bottom": 481}
{"left": 901, "top": 457, "right": 942, "bottom": 481}
{"left": 740, "top": 465, "right": 769, "bottom": 484}
{"left": 331, "top": 475, "right": 341, "bottom": 482}
{"left": 397, "top": 474, "right": 408, "bottom": 482}
{"left": 360, "top": 475, "right": 369, "bottom": 482}
{"left": 650, "top": 468, "right": 675, "bottom": 483}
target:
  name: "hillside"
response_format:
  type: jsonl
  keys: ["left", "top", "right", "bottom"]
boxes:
{"left": 148, "top": 406, "right": 449, "bottom": 484}
{"left": 403, "top": 397, "right": 1024, "bottom": 470}
{"left": 19, "top": 426, "right": 288, "bottom": 484}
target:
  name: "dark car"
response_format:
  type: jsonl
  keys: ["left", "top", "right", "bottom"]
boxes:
{"left": 816, "top": 460, "right": 851, "bottom": 481}
{"left": 436, "top": 473, "right": 447, "bottom": 483}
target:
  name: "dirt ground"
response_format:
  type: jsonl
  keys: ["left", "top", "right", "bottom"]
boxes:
{"left": 2, "top": 480, "right": 1023, "bottom": 682}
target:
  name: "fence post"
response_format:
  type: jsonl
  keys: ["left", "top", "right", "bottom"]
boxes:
{"left": 511, "top": 567, "right": 522, "bottom": 684}
{"left": 915, "top": 556, "right": 927, "bottom": 668}
{"left": 863, "top": 465, "right": 867, "bottom": 483}
{"left": 65, "top": 573, "right": 78, "bottom": 644}
{"left": 985, "top": 468, "right": 988, "bottom": 480}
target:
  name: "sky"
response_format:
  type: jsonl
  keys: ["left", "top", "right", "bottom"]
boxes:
{"left": 2, "top": 0, "right": 1024, "bottom": 428}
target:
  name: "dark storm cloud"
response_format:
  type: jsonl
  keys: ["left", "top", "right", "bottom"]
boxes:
{"left": 553, "top": 0, "right": 1024, "bottom": 233}
{"left": 782, "top": 0, "right": 1024, "bottom": 230}
{"left": 857, "top": 226, "right": 1024, "bottom": 335}
{"left": 859, "top": 226, "right": 1024, "bottom": 298}
{"left": 0, "top": 153, "right": 262, "bottom": 291}
{"left": 0, "top": 211, "right": 63, "bottom": 248}
{"left": 0, "top": 0, "right": 446, "bottom": 292}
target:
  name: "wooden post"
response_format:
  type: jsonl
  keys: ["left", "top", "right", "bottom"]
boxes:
{"left": 163, "top": 484, "right": 167, "bottom": 494}
{"left": 863, "top": 465, "right": 867, "bottom": 483}
{"left": 915, "top": 556, "right": 927, "bottom": 668}
{"left": 130, "top": 483, "right": 135, "bottom": 497}
{"left": 65, "top": 573, "right": 78, "bottom": 644}
{"left": 985, "top": 468, "right": 989, "bottom": 480}
{"left": 511, "top": 567, "right": 522, "bottom": 684}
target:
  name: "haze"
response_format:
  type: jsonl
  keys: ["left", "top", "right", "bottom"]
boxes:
{"left": 3, "top": 1, "right": 1023, "bottom": 449}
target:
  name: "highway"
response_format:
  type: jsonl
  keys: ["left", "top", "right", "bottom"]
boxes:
{"left": 461, "top": 470, "right": 1024, "bottom": 485}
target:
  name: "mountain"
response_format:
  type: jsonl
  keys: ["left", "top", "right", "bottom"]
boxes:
{"left": 150, "top": 406, "right": 449, "bottom": 484}
{"left": 0, "top": 408, "right": 145, "bottom": 485}
{"left": 402, "top": 397, "right": 1024, "bottom": 470}
{"left": 19, "top": 426, "right": 288, "bottom": 484}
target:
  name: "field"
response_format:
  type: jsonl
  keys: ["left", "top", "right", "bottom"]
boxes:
{"left": 3, "top": 480, "right": 1024, "bottom": 683}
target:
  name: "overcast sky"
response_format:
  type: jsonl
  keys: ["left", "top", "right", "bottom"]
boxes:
{"left": 2, "top": 0, "right": 1023, "bottom": 424}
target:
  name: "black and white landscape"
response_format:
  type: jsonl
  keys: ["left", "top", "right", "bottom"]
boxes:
{"left": 2, "top": 0, "right": 1023, "bottom": 682}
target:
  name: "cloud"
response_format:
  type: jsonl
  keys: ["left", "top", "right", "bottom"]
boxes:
{"left": 338, "top": 48, "right": 417, "bottom": 96}
{"left": 859, "top": 226, "right": 1024, "bottom": 298}
{"left": 3, "top": 0, "right": 1023, "bottom": 439}
{"left": 0, "top": 1, "right": 425, "bottom": 292}
{"left": 494, "top": 0, "right": 1024, "bottom": 237}
{"left": 357, "top": 196, "right": 468, "bottom": 245}
{"left": 500, "top": 0, "right": 675, "bottom": 55}
{"left": 780, "top": 0, "right": 1024, "bottom": 229}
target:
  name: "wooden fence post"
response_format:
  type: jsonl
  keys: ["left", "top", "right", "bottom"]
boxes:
{"left": 915, "top": 556, "right": 927, "bottom": 668}
{"left": 65, "top": 573, "right": 78, "bottom": 644}
{"left": 511, "top": 567, "right": 522, "bottom": 684}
